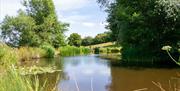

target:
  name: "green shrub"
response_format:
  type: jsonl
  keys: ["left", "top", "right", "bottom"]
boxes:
{"left": 41, "top": 45, "right": 55, "bottom": 58}
{"left": 59, "top": 46, "right": 91, "bottom": 56}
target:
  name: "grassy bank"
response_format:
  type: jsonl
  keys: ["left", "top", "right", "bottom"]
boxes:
{"left": 59, "top": 46, "right": 91, "bottom": 56}
{"left": 0, "top": 44, "right": 56, "bottom": 65}
{"left": 94, "top": 47, "right": 122, "bottom": 54}
{"left": 99, "top": 53, "right": 121, "bottom": 61}
{"left": 0, "top": 44, "right": 60, "bottom": 91}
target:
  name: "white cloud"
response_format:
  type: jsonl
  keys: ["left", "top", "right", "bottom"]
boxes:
{"left": 82, "top": 22, "right": 96, "bottom": 27}
{"left": 63, "top": 15, "right": 90, "bottom": 22}
{"left": 53, "top": 0, "right": 92, "bottom": 11}
{"left": 0, "top": 0, "right": 24, "bottom": 22}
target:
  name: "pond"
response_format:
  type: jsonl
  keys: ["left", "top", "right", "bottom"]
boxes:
{"left": 26, "top": 54, "right": 180, "bottom": 91}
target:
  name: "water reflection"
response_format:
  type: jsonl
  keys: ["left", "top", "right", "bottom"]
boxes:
{"left": 22, "top": 57, "right": 65, "bottom": 91}
{"left": 26, "top": 55, "right": 180, "bottom": 91}
{"left": 58, "top": 55, "right": 111, "bottom": 91}
{"left": 109, "top": 67, "right": 180, "bottom": 91}
{"left": 58, "top": 55, "right": 180, "bottom": 91}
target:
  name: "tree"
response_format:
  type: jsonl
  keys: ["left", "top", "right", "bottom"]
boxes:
{"left": 82, "top": 36, "right": 93, "bottom": 46}
{"left": 93, "top": 31, "right": 112, "bottom": 44}
{"left": 98, "top": 0, "right": 180, "bottom": 61}
{"left": 0, "top": 0, "right": 68, "bottom": 47}
{"left": 68, "top": 33, "right": 82, "bottom": 47}
{"left": 1, "top": 11, "right": 39, "bottom": 47}
{"left": 23, "top": 0, "right": 68, "bottom": 48}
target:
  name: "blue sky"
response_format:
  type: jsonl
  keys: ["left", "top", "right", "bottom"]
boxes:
{"left": 0, "top": 0, "right": 108, "bottom": 38}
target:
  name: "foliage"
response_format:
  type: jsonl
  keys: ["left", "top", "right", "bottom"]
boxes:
{"left": 1, "top": 11, "right": 37, "bottom": 47}
{"left": 99, "top": 0, "right": 180, "bottom": 62}
{"left": 68, "top": 33, "right": 82, "bottom": 47}
{"left": 40, "top": 44, "right": 55, "bottom": 58}
{"left": 98, "top": 47, "right": 122, "bottom": 53}
{"left": 93, "top": 31, "right": 113, "bottom": 44}
{"left": 0, "top": 0, "right": 68, "bottom": 47}
{"left": 86, "top": 42, "right": 115, "bottom": 49}
{"left": 82, "top": 36, "right": 94, "bottom": 46}
{"left": 59, "top": 46, "right": 91, "bottom": 56}
{"left": 81, "top": 31, "right": 113, "bottom": 46}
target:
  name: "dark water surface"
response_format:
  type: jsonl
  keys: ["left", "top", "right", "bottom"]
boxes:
{"left": 28, "top": 55, "right": 180, "bottom": 91}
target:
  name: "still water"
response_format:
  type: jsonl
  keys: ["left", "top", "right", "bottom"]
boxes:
{"left": 28, "top": 55, "right": 180, "bottom": 91}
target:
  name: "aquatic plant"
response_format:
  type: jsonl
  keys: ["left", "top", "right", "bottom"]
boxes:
{"left": 16, "top": 65, "right": 61, "bottom": 75}
{"left": 0, "top": 65, "right": 60, "bottom": 91}
{"left": 59, "top": 46, "right": 91, "bottom": 56}
{"left": 0, "top": 65, "right": 45, "bottom": 91}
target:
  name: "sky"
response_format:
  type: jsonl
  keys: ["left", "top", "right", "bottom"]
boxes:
{"left": 0, "top": 0, "right": 108, "bottom": 38}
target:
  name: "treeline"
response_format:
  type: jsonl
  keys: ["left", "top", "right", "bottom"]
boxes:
{"left": 67, "top": 31, "right": 113, "bottom": 47}
{"left": 0, "top": 0, "right": 68, "bottom": 48}
{"left": 98, "top": 0, "right": 180, "bottom": 63}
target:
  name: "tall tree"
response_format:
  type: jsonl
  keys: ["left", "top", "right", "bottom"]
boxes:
{"left": 1, "top": 11, "right": 39, "bottom": 47}
{"left": 68, "top": 33, "right": 82, "bottom": 47}
{"left": 93, "top": 31, "right": 113, "bottom": 44}
{"left": 0, "top": 0, "right": 68, "bottom": 47}
{"left": 98, "top": 0, "right": 180, "bottom": 61}
{"left": 23, "top": 0, "right": 68, "bottom": 47}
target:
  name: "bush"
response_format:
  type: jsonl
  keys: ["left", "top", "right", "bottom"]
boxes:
{"left": 40, "top": 45, "right": 55, "bottom": 58}
{"left": 59, "top": 46, "right": 91, "bottom": 56}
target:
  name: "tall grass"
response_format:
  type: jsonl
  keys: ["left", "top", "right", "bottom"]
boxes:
{"left": 59, "top": 46, "right": 91, "bottom": 56}
{"left": 41, "top": 45, "right": 55, "bottom": 58}
{"left": 18, "top": 47, "right": 47, "bottom": 61}
{"left": 0, "top": 43, "right": 56, "bottom": 65}
{"left": 0, "top": 44, "right": 59, "bottom": 91}
{"left": 0, "top": 44, "right": 18, "bottom": 66}
{"left": 0, "top": 65, "right": 55, "bottom": 91}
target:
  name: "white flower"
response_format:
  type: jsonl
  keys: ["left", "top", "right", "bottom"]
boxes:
{"left": 162, "top": 45, "right": 172, "bottom": 51}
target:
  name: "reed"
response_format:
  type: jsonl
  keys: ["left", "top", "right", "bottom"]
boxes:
{"left": 40, "top": 45, "right": 55, "bottom": 58}
{"left": 0, "top": 64, "right": 61, "bottom": 91}
{"left": 59, "top": 46, "right": 91, "bottom": 56}
{"left": 18, "top": 47, "right": 47, "bottom": 61}
{"left": 0, "top": 65, "right": 46, "bottom": 91}
{"left": 0, "top": 45, "right": 19, "bottom": 66}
